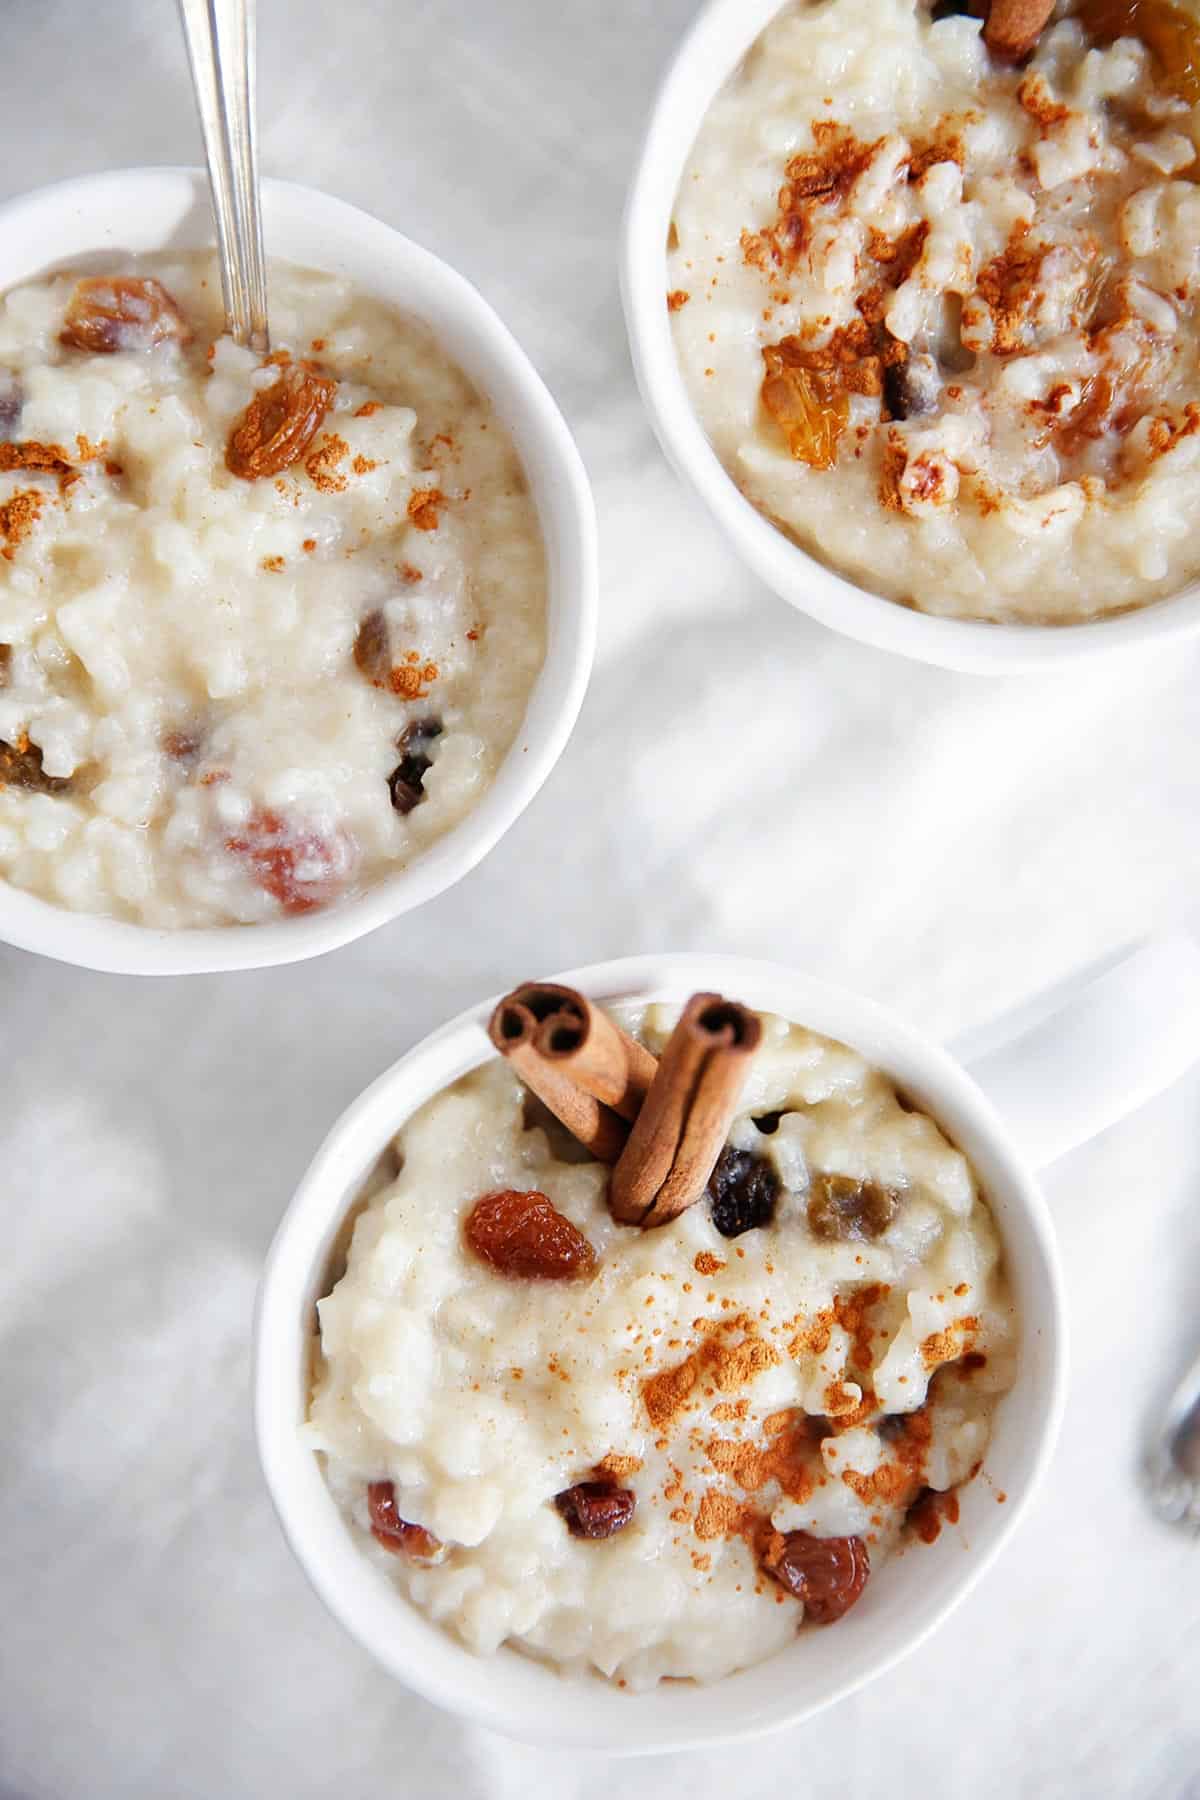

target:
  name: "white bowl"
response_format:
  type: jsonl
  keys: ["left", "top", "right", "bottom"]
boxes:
{"left": 253, "top": 940, "right": 1200, "bottom": 1752}
{"left": 621, "top": 0, "right": 1200, "bottom": 675}
{"left": 0, "top": 167, "right": 597, "bottom": 973}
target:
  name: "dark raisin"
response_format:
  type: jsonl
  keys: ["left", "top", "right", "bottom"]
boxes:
{"left": 762, "top": 1530, "right": 870, "bottom": 1624}
{"left": 388, "top": 716, "right": 443, "bottom": 816}
{"left": 0, "top": 736, "right": 73, "bottom": 795}
{"left": 808, "top": 1173, "right": 900, "bottom": 1242}
{"left": 884, "top": 352, "right": 940, "bottom": 420}
{"left": 555, "top": 1478, "right": 636, "bottom": 1540}
{"left": 707, "top": 1145, "right": 780, "bottom": 1238}
{"left": 931, "top": 0, "right": 985, "bottom": 18}
{"left": 0, "top": 372, "right": 21, "bottom": 440}
{"left": 752, "top": 1110, "right": 783, "bottom": 1135}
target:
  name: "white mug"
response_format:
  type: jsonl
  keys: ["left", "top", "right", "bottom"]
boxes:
{"left": 0, "top": 167, "right": 596, "bottom": 973}
{"left": 254, "top": 937, "right": 1200, "bottom": 1753}
{"left": 620, "top": 0, "right": 1200, "bottom": 675}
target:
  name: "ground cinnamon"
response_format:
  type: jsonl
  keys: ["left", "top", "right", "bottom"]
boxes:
{"left": 609, "top": 994, "right": 761, "bottom": 1228}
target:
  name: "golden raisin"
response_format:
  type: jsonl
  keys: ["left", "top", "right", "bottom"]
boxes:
{"left": 60, "top": 277, "right": 191, "bottom": 354}
{"left": 225, "top": 807, "right": 354, "bottom": 913}
{"left": 226, "top": 365, "right": 338, "bottom": 480}
{"left": 1077, "top": 0, "right": 1200, "bottom": 100}
{"left": 808, "top": 1173, "right": 900, "bottom": 1242}
{"left": 464, "top": 1189, "right": 596, "bottom": 1280}
{"left": 762, "top": 1529, "right": 870, "bottom": 1623}
{"left": 761, "top": 347, "right": 849, "bottom": 469}
{"left": 367, "top": 1482, "right": 444, "bottom": 1561}
{"left": 352, "top": 609, "right": 392, "bottom": 687}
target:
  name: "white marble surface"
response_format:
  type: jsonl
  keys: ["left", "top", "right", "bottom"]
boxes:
{"left": 1, "top": 2, "right": 1199, "bottom": 1795}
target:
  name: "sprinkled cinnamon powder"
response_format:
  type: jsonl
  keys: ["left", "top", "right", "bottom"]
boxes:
{"left": 407, "top": 487, "right": 447, "bottom": 532}
{"left": 920, "top": 1317, "right": 980, "bottom": 1369}
{"left": 642, "top": 1323, "right": 780, "bottom": 1431}
{"left": 694, "top": 1252, "right": 725, "bottom": 1276}
{"left": 596, "top": 1453, "right": 643, "bottom": 1479}
{"left": 0, "top": 489, "right": 45, "bottom": 559}
{"left": 355, "top": 401, "right": 382, "bottom": 417}
{"left": 304, "top": 433, "right": 349, "bottom": 493}
{"left": 704, "top": 1409, "right": 819, "bottom": 1504}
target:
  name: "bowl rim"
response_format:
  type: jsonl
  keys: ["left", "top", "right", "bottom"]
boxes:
{"left": 620, "top": 0, "right": 1200, "bottom": 675}
{"left": 253, "top": 951, "right": 1067, "bottom": 1753}
{"left": 0, "top": 166, "right": 597, "bottom": 973}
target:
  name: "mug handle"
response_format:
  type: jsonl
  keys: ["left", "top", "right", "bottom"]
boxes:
{"left": 953, "top": 933, "right": 1200, "bottom": 1170}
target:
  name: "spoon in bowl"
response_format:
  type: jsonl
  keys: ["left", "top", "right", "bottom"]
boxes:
{"left": 178, "top": 0, "right": 270, "bottom": 352}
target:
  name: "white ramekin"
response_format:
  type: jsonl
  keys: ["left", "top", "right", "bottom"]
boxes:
{"left": 0, "top": 167, "right": 596, "bottom": 973}
{"left": 620, "top": 0, "right": 1200, "bottom": 675}
{"left": 254, "top": 937, "right": 1200, "bottom": 1753}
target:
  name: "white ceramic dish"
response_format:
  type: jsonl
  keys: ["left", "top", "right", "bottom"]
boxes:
{"left": 620, "top": 0, "right": 1200, "bottom": 675}
{"left": 0, "top": 167, "right": 597, "bottom": 973}
{"left": 254, "top": 937, "right": 1200, "bottom": 1752}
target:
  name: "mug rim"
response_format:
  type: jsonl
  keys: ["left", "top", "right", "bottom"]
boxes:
{"left": 0, "top": 166, "right": 597, "bottom": 973}
{"left": 254, "top": 952, "right": 1067, "bottom": 1752}
{"left": 620, "top": 0, "right": 1200, "bottom": 675}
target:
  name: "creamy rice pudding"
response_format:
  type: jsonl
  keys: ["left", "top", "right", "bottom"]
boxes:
{"left": 308, "top": 992, "right": 1016, "bottom": 1690}
{"left": 669, "top": 0, "right": 1200, "bottom": 623}
{"left": 0, "top": 256, "right": 545, "bottom": 924}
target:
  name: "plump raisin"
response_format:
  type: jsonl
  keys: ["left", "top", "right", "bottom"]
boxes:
{"left": 226, "top": 364, "right": 337, "bottom": 479}
{"left": 884, "top": 351, "right": 940, "bottom": 420}
{"left": 0, "top": 735, "right": 73, "bottom": 795}
{"left": 225, "top": 807, "right": 356, "bottom": 913}
{"left": 353, "top": 610, "right": 392, "bottom": 686}
{"left": 555, "top": 1478, "right": 636, "bottom": 1540}
{"left": 388, "top": 717, "right": 443, "bottom": 816}
{"left": 762, "top": 1529, "right": 870, "bottom": 1623}
{"left": 60, "top": 277, "right": 191, "bottom": 354}
{"left": 808, "top": 1173, "right": 900, "bottom": 1242}
{"left": 464, "top": 1188, "right": 596, "bottom": 1280}
{"left": 367, "top": 1481, "right": 443, "bottom": 1561}
{"left": 707, "top": 1146, "right": 780, "bottom": 1238}
{"left": 761, "top": 345, "right": 849, "bottom": 468}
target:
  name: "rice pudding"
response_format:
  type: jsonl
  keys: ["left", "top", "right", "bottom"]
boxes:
{"left": 668, "top": 0, "right": 1200, "bottom": 623}
{"left": 0, "top": 256, "right": 545, "bottom": 925}
{"left": 307, "top": 995, "right": 1016, "bottom": 1690}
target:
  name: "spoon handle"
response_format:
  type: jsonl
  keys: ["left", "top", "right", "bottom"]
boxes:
{"left": 1147, "top": 1345, "right": 1200, "bottom": 1531}
{"left": 178, "top": 0, "right": 270, "bottom": 353}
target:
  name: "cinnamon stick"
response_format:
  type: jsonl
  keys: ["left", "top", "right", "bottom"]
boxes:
{"left": 530, "top": 991, "right": 658, "bottom": 1122}
{"left": 487, "top": 989, "right": 629, "bottom": 1163}
{"left": 609, "top": 994, "right": 761, "bottom": 1228}
{"left": 982, "top": 0, "right": 1055, "bottom": 60}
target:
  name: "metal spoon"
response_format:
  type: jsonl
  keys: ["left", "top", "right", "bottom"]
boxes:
{"left": 178, "top": 0, "right": 270, "bottom": 353}
{"left": 1146, "top": 1346, "right": 1200, "bottom": 1531}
